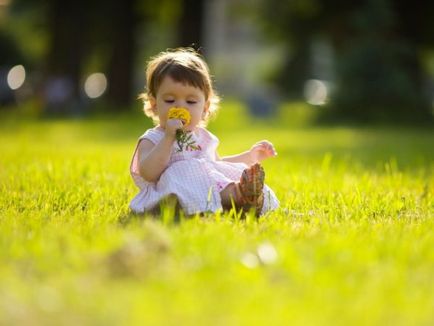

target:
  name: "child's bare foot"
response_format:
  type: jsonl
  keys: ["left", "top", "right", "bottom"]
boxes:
{"left": 237, "top": 163, "right": 265, "bottom": 216}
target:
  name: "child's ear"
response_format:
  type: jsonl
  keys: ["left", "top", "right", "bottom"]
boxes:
{"left": 149, "top": 96, "right": 157, "bottom": 113}
{"left": 202, "top": 100, "right": 210, "bottom": 118}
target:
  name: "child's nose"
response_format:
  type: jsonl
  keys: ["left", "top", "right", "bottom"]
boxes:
{"left": 173, "top": 101, "right": 184, "bottom": 108}
{"left": 177, "top": 102, "right": 189, "bottom": 109}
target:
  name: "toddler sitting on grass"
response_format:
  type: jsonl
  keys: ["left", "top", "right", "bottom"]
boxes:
{"left": 130, "top": 48, "right": 279, "bottom": 216}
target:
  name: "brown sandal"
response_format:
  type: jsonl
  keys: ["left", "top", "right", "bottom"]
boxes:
{"left": 236, "top": 163, "right": 265, "bottom": 216}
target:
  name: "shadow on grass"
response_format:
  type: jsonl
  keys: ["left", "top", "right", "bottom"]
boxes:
{"left": 117, "top": 196, "right": 255, "bottom": 227}
{"left": 118, "top": 195, "right": 184, "bottom": 226}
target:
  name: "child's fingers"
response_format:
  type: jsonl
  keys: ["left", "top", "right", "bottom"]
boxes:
{"left": 258, "top": 141, "right": 277, "bottom": 156}
{"left": 168, "top": 118, "right": 184, "bottom": 128}
{"left": 252, "top": 140, "right": 277, "bottom": 158}
{"left": 269, "top": 144, "right": 277, "bottom": 156}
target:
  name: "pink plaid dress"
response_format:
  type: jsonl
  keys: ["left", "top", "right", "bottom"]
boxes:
{"left": 130, "top": 126, "right": 279, "bottom": 216}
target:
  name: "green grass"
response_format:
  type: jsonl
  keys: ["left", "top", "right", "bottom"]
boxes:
{"left": 0, "top": 103, "right": 433, "bottom": 325}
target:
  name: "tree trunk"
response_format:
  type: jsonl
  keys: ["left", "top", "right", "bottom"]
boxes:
{"left": 45, "top": 0, "right": 88, "bottom": 113}
{"left": 106, "top": 0, "right": 137, "bottom": 109}
{"left": 177, "top": 0, "right": 205, "bottom": 49}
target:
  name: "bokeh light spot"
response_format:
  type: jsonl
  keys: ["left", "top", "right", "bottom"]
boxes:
{"left": 304, "top": 79, "right": 328, "bottom": 106}
{"left": 84, "top": 73, "right": 107, "bottom": 99}
{"left": 7, "top": 65, "right": 26, "bottom": 90}
{"left": 257, "top": 242, "right": 278, "bottom": 265}
{"left": 241, "top": 252, "right": 259, "bottom": 269}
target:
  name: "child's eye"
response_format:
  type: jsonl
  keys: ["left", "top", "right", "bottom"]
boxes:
{"left": 187, "top": 101, "right": 197, "bottom": 104}
{"left": 164, "top": 100, "right": 175, "bottom": 104}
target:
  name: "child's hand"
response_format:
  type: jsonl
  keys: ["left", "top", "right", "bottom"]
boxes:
{"left": 165, "top": 119, "right": 184, "bottom": 139}
{"left": 250, "top": 140, "right": 277, "bottom": 163}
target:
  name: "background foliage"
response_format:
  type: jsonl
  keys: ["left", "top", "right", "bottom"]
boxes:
{"left": 1, "top": 0, "right": 434, "bottom": 122}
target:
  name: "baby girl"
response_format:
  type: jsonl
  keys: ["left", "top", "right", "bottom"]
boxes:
{"left": 130, "top": 48, "right": 279, "bottom": 216}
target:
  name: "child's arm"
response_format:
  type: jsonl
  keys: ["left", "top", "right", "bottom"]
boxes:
{"left": 218, "top": 140, "right": 277, "bottom": 166}
{"left": 137, "top": 119, "right": 182, "bottom": 183}
{"left": 219, "top": 150, "right": 256, "bottom": 166}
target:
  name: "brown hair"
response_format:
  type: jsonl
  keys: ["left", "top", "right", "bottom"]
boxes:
{"left": 139, "top": 48, "right": 220, "bottom": 125}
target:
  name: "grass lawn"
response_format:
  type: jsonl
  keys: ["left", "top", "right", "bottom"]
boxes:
{"left": 0, "top": 103, "right": 433, "bottom": 325}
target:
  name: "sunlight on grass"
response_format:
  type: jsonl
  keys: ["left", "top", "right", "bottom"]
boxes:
{"left": 0, "top": 104, "right": 433, "bottom": 325}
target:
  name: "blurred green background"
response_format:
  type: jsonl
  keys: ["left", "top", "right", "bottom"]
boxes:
{"left": 1, "top": 0, "right": 434, "bottom": 123}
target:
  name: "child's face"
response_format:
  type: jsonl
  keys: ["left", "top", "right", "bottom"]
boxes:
{"left": 150, "top": 76, "right": 209, "bottom": 130}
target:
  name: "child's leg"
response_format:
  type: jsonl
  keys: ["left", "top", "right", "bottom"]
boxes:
{"left": 238, "top": 163, "right": 265, "bottom": 215}
{"left": 220, "top": 163, "right": 265, "bottom": 215}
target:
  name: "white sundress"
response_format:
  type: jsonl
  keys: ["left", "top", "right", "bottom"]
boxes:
{"left": 129, "top": 126, "right": 279, "bottom": 216}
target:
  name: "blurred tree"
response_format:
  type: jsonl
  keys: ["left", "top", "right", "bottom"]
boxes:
{"left": 0, "top": 30, "right": 26, "bottom": 66}
{"left": 258, "top": 0, "right": 320, "bottom": 99}
{"left": 3, "top": 0, "right": 210, "bottom": 112}
{"left": 0, "top": 30, "right": 26, "bottom": 107}
{"left": 176, "top": 0, "right": 205, "bottom": 49}
{"left": 44, "top": 0, "right": 89, "bottom": 113}
{"left": 259, "top": 0, "right": 434, "bottom": 123}
{"left": 0, "top": 0, "right": 45, "bottom": 68}
{"left": 104, "top": 0, "right": 139, "bottom": 108}
{"left": 330, "top": 0, "right": 432, "bottom": 122}
{"left": 8, "top": 0, "right": 147, "bottom": 112}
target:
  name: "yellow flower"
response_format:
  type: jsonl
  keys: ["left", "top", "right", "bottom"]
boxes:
{"left": 168, "top": 107, "right": 191, "bottom": 126}
{"left": 167, "top": 107, "right": 200, "bottom": 152}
